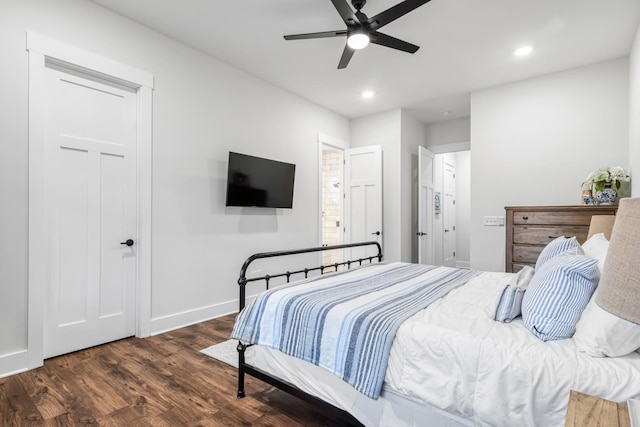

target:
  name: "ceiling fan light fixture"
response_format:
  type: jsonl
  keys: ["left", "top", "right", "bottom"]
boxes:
{"left": 347, "top": 32, "right": 370, "bottom": 50}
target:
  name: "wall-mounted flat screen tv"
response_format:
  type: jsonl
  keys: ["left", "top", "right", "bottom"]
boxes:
{"left": 225, "top": 152, "right": 296, "bottom": 208}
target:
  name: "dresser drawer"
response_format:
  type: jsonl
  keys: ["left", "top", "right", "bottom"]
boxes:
{"left": 511, "top": 263, "right": 534, "bottom": 273}
{"left": 513, "top": 211, "right": 602, "bottom": 226}
{"left": 513, "top": 226, "right": 589, "bottom": 245}
{"left": 513, "top": 245, "right": 544, "bottom": 264}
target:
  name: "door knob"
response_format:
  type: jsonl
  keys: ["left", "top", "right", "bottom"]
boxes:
{"left": 371, "top": 231, "right": 381, "bottom": 236}
{"left": 120, "top": 239, "right": 134, "bottom": 247}
{"left": 444, "top": 229, "right": 450, "bottom": 232}
{"left": 416, "top": 232, "right": 427, "bottom": 236}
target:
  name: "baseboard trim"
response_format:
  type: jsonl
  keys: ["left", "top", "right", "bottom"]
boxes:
{"left": 0, "top": 350, "right": 29, "bottom": 379}
{"left": 456, "top": 261, "right": 471, "bottom": 269}
{"left": 150, "top": 299, "right": 239, "bottom": 336}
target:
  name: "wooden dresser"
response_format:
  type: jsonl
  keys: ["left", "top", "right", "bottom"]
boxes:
{"left": 505, "top": 205, "right": 618, "bottom": 273}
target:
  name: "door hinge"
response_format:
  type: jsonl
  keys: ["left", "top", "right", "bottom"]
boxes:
{"left": 453, "top": 251, "right": 456, "bottom": 257}
{"left": 453, "top": 200, "right": 456, "bottom": 205}
{"left": 453, "top": 225, "right": 456, "bottom": 231}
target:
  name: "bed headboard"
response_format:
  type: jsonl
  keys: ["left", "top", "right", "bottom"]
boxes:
{"left": 595, "top": 198, "right": 640, "bottom": 324}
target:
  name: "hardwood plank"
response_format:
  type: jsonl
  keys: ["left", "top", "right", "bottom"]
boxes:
{"left": 0, "top": 376, "right": 44, "bottom": 424}
{"left": 3, "top": 314, "right": 355, "bottom": 426}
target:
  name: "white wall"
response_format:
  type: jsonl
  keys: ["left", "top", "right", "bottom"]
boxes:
{"left": 0, "top": 0, "right": 349, "bottom": 375}
{"left": 470, "top": 58, "right": 630, "bottom": 272}
{"left": 425, "top": 117, "right": 471, "bottom": 148}
{"left": 630, "top": 24, "right": 640, "bottom": 197}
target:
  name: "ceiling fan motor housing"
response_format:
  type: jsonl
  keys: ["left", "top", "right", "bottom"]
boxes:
{"left": 352, "top": 0, "right": 366, "bottom": 11}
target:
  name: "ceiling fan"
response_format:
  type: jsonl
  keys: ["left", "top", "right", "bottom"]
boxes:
{"left": 283, "top": 0, "right": 432, "bottom": 69}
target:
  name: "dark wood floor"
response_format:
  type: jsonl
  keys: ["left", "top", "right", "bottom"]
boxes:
{"left": 0, "top": 314, "right": 355, "bottom": 426}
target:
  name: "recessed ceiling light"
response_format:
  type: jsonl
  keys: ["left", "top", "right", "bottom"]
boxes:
{"left": 361, "top": 90, "right": 375, "bottom": 99}
{"left": 514, "top": 46, "right": 533, "bottom": 57}
{"left": 441, "top": 110, "right": 451, "bottom": 116}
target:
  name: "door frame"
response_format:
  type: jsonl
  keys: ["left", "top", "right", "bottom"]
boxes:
{"left": 27, "top": 32, "right": 154, "bottom": 369}
{"left": 442, "top": 157, "right": 457, "bottom": 267}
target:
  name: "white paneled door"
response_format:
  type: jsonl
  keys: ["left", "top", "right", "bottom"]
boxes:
{"left": 43, "top": 64, "right": 137, "bottom": 358}
{"left": 418, "top": 147, "right": 435, "bottom": 265}
{"left": 343, "top": 145, "right": 383, "bottom": 260}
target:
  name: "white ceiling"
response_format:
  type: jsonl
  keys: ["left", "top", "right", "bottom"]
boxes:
{"left": 87, "top": 0, "right": 640, "bottom": 124}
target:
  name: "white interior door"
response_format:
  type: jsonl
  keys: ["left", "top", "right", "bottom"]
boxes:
{"left": 443, "top": 159, "right": 457, "bottom": 267}
{"left": 418, "top": 147, "right": 435, "bottom": 265}
{"left": 343, "top": 145, "right": 383, "bottom": 260}
{"left": 43, "top": 64, "right": 137, "bottom": 358}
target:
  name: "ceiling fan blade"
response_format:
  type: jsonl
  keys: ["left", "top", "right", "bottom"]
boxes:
{"left": 367, "top": 0, "right": 431, "bottom": 30}
{"left": 331, "top": 0, "right": 359, "bottom": 26}
{"left": 371, "top": 32, "right": 419, "bottom": 53}
{"left": 337, "top": 44, "right": 356, "bottom": 69}
{"left": 284, "top": 30, "right": 347, "bottom": 40}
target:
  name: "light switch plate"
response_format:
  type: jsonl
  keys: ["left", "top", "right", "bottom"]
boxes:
{"left": 484, "top": 216, "right": 499, "bottom": 226}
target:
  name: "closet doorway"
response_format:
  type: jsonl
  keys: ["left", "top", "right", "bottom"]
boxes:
{"left": 27, "top": 33, "right": 153, "bottom": 369}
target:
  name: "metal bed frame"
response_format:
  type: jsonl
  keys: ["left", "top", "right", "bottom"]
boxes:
{"left": 235, "top": 241, "right": 383, "bottom": 426}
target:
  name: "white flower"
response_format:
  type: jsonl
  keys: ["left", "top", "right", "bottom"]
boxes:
{"left": 582, "top": 166, "right": 630, "bottom": 192}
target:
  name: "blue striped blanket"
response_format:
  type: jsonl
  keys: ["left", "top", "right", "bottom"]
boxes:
{"left": 231, "top": 262, "right": 479, "bottom": 398}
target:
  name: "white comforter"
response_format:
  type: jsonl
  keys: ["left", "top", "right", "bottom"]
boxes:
{"left": 386, "top": 271, "right": 640, "bottom": 426}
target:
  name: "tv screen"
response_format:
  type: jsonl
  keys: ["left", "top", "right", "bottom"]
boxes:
{"left": 225, "top": 152, "right": 296, "bottom": 208}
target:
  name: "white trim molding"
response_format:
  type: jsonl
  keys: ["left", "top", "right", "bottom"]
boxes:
{"left": 0, "top": 351, "right": 29, "bottom": 379}
{"left": 27, "top": 32, "right": 154, "bottom": 89}
{"left": 25, "top": 32, "right": 154, "bottom": 374}
{"left": 149, "top": 300, "right": 239, "bottom": 336}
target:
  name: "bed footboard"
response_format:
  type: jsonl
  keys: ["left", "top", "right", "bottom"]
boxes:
{"left": 235, "top": 241, "right": 381, "bottom": 426}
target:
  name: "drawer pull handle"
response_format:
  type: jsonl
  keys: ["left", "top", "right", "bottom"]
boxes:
{"left": 522, "top": 216, "right": 529, "bottom": 220}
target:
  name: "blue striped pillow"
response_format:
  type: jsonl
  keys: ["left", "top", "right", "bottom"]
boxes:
{"left": 522, "top": 253, "right": 599, "bottom": 341}
{"left": 495, "top": 286, "right": 526, "bottom": 322}
{"left": 535, "top": 236, "right": 583, "bottom": 270}
{"left": 495, "top": 266, "right": 534, "bottom": 322}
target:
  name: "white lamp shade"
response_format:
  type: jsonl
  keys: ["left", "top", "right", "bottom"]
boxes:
{"left": 587, "top": 215, "right": 616, "bottom": 240}
{"left": 595, "top": 198, "right": 640, "bottom": 324}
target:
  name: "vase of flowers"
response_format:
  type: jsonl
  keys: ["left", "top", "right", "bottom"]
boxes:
{"left": 582, "top": 166, "right": 630, "bottom": 205}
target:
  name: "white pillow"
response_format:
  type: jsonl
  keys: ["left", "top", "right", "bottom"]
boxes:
{"left": 581, "top": 233, "right": 610, "bottom": 273}
{"left": 573, "top": 296, "right": 640, "bottom": 357}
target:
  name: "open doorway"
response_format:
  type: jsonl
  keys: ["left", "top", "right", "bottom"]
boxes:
{"left": 321, "top": 145, "right": 343, "bottom": 266}
{"left": 417, "top": 148, "right": 470, "bottom": 268}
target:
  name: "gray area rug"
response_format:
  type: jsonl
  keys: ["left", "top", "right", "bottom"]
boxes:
{"left": 201, "top": 339, "right": 238, "bottom": 368}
